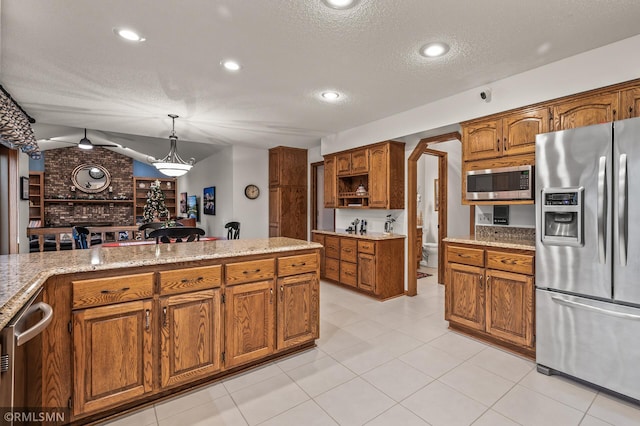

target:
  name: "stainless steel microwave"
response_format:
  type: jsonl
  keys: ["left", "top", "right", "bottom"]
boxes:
{"left": 466, "top": 165, "right": 534, "bottom": 200}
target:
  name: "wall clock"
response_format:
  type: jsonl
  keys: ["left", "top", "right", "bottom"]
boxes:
{"left": 244, "top": 184, "right": 260, "bottom": 199}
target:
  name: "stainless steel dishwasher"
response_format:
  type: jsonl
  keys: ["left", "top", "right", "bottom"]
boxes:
{"left": 0, "top": 289, "right": 53, "bottom": 423}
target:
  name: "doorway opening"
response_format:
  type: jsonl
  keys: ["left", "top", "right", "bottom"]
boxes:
{"left": 311, "top": 161, "right": 335, "bottom": 233}
{"left": 407, "top": 131, "right": 470, "bottom": 296}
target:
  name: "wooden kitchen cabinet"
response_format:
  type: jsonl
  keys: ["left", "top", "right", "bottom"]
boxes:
{"left": 324, "top": 141, "right": 404, "bottom": 209}
{"left": 337, "top": 148, "right": 369, "bottom": 176}
{"left": 324, "top": 155, "right": 337, "bottom": 208}
{"left": 621, "top": 87, "right": 640, "bottom": 119}
{"left": 462, "top": 107, "right": 549, "bottom": 161}
{"left": 552, "top": 91, "right": 620, "bottom": 130}
{"left": 72, "top": 299, "right": 153, "bottom": 415}
{"left": 224, "top": 280, "right": 275, "bottom": 369}
{"left": 485, "top": 269, "right": 534, "bottom": 348}
{"left": 446, "top": 262, "right": 486, "bottom": 331}
{"left": 269, "top": 146, "right": 307, "bottom": 239}
{"left": 311, "top": 233, "right": 325, "bottom": 276}
{"left": 445, "top": 242, "right": 535, "bottom": 357}
{"left": 159, "top": 289, "right": 222, "bottom": 388}
{"left": 313, "top": 232, "right": 404, "bottom": 299}
{"left": 276, "top": 273, "right": 319, "bottom": 350}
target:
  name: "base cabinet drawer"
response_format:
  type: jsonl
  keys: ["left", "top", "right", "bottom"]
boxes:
{"left": 325, "top": 236, "right": 340, "bottom": 259}
{"left": 277, "top": 253, "right": 318, "bottom": 277}
{"left": 325, "top": 258, "right": 340, "bottom": 281}
{"left": 72, "top": 273, "right": 154, "bottom": 309}
{"left": 159, "top": 265, "right": 222, "bottom": 295}
{"left": 225, "top": 259, "right": 275, "bottom": 285}
{"left": 340, "top": 261, "right": 357, "bottom": 287}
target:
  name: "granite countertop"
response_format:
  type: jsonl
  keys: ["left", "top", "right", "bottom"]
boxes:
{"left": 0, "top": 237, "right": 321, "bottom": 329}
{"left": 443, "top": 235, "right": 536, "bottom": 251}
{"left": 312, "top": 230, "right": 406, "bottom": 240}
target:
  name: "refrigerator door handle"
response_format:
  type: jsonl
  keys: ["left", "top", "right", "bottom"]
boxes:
{"left": 597, "top": 156, "right": 607, "bottom": 264}
{"left": 551, "top": 295, "right": 640, "bottom": 321}
{"left": 618, "top": 154, "right": 628, "bottom": 266}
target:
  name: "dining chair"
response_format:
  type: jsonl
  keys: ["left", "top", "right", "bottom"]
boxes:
{"left": 138, "top": 222, "right": 165, "bottom": 239}
{"left": 148, "top": 227, "right": 206, "bottom": 244}
{"left": 72, "top": 226, "right": 90, "bottom": 249}
{"left": 225, "top": 222, "right": 240, "bottom": 240}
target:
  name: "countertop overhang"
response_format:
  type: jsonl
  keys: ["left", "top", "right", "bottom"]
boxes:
{"left": 0, "top": 237, "right": 321, "bottom": 329}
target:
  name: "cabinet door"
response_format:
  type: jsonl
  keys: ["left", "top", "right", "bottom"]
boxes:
{"left": 73, "top": 300, "right": 153, "bottom": 415}
{"left": 324, "top": 156, "right": 337, "bottom": 208}
{"left": 279, "top": 186, "right": 308, "bottom": 240}
{"left": 269, "top": 187, "right": 280, "bottom": 237}
{"left": 486, "top": 269, "right": 534, "bottom": 348}
{"left": 277, "top": 273, "right": 319, "bottom": 350}
{"left": 445, "top": 263, "right": 486, "bottom": 331}
{"left": 160, "top": 290, "right": 222, "bottom": 388}
{"left": 553, "top": 92, "right": 620, "bottom": 130}
{"left": 311, "top": 234, "right": 325, "bottom": 276}
{"left": 463, "top": 119, "right": 502, "bottom": 161}
{"left": 368, "top": 144, "right": 389, "bottom": 208}
{"left": 502, "top": 107, "right": 550, "bottom": 156}
{"left": 358, "top": 253, "right": 376, "bottom": 293}
{"left": 224, "top": 281, "right": 275, "bottom": 369}
{"left": 351, "top": 149, "right": 369, "bottom": 174}
{"left": 325, "top": 258, "right": 339, "bottom": 281}
{"left": 336, "top": 152, "right": 352, "bottom": 175}
{"left": 269, "top": 149, "right": 280, "bottom": 186}
{"left": 621, "top": 87, "right": 640, "bottom": 119}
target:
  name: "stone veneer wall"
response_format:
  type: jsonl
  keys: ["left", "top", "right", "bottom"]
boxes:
{"left": 44, "top": 147, "right": 134, "bottom": 226}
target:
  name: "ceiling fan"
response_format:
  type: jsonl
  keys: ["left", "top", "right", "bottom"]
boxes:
{"left": 75, "top": 128, "right": 119, "bottom": 150}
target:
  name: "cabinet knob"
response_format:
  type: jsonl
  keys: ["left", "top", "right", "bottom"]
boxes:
{"left": 145, "top": 309, "right": 151, "bottom": 330}
{"left": 162, "top": 307, "right": 168, "bottom": 326}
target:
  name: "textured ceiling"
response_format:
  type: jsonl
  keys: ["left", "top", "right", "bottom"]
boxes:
{"left": 2, "top": 0, "right": 640, "bottom": 161}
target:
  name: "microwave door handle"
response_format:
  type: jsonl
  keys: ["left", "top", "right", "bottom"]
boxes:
{"left": 597, "top": 156, "right": 607, "bottom": 264}
{"left": 618, "top": 154, "right": 628, "bottom": 266}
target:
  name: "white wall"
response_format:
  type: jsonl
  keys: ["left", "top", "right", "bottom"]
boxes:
{"left": 475, "top": 205, "right": 535, "bottom": 228}
{"left": 231, "top": 146, "right": 269, "bottom": 239}
{"left": 178, "top": 145, "right": 269, "bottom": 239}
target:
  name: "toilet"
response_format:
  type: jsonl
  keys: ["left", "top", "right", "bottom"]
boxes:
{"left": 423, "top": 242, "right": 438, "bottom": 268}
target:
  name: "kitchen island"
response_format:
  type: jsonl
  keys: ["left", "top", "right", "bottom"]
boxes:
{"left": 1, "top": 237, "right": 321, "bottom": 424}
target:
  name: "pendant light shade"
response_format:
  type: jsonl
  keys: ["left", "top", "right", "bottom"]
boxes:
{"left": 152, "top": 114, "right": 195, "bottom": 177}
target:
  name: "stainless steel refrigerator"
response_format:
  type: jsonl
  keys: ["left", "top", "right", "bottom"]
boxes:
{"left": 535, "top": 116, "right": 640, "bottom": 401}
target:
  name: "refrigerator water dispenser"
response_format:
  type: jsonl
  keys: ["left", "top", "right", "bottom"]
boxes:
{"left": 541, "top": 188, "right": 584, "bottom": 246}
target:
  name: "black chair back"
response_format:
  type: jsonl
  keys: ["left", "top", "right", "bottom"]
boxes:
{"left": 138, "top": 222, "right": 165, "bottom": 239}
{"left": 72, "top": 226, "right": 90, "bottom": 249}
{"left": 225, "top": 222, "right": 240, "bottom": 240}
{"left": 148, "top": 227, "right": 206, "bottom": 244}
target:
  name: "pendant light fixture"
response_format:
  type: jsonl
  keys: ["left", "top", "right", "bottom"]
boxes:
{"left": 152, "top": 114, "right": 195, "bottom": 177}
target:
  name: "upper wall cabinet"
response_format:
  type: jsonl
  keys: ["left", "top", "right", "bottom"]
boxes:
{"left": 269, "top": 147, "right": 307, "bottom": 187}
{"left": 324, "top": 141, "right": 405, "bottom": 209}
{"left": 620, "top": 87, "right": 640, "bottom": 119}
{"left": 462, "top": 107, "right": 549, "bottom": 162}
{"left": 336, "top": 148, "right": 369, "bottom": 176}
{"left": 551, "top": 91, "right": 620, "bottom": 130}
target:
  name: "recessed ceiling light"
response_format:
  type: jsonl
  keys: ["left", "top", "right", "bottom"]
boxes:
{"left": 113, "top": 28, "right": 146, "bottom": 42}
{"left": 420, "top": 42, "right": 450, "bottom": 58}
{"left": 221, "top": 60, "right": 241, "bottom": 71}
{"left": 321, "top": 91, "right": 340, "bottom": 101}
{"left": 322, "top": 0, "right": 357, "bottom": 10}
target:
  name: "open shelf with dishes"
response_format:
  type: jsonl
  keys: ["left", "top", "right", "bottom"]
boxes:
{"left": 337, "top": 174, "right": 370, "bottom": 208}
{"left": 29, "top": 172, "right": 45, "bottom": 227}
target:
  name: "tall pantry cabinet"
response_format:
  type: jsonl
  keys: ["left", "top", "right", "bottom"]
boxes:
{"left": 269, "top": 146, "right": 308, "bottom": 240}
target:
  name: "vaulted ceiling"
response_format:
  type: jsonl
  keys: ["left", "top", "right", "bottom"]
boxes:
{"left": 3, "top": 0, "right": 640, "bottom": 161}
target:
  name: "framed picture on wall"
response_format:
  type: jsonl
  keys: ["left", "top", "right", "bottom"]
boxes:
{"left": 203, "top": 186, "right": 215, "bottom": 215}
{"left": 179, "top": 192, "right": 187, "bottom": 214}
{"left": 187, "top": 195, "right": 199, "bottom": 221}
{"left": 434, "top": 179, "right": 439, "bottom": 211}
{"left": 21, "top": 176, "right": 30, "bottom": 200}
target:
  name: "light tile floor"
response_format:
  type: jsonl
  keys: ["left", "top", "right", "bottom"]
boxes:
{"left": 102, "top": 270, "right": 640, "bottom": 426}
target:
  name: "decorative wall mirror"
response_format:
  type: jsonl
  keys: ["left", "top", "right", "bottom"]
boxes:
{"left": 71, "top": 164, "right": 111, "bottom": 193}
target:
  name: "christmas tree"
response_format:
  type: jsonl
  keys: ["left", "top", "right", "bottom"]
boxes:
{"left": 143, "top": 180, "right": 170, "bottom": 223}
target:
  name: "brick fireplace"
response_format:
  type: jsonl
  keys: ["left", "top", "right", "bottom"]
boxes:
{"left": 44, "top": 147, "right": 135, "bottom": 226}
